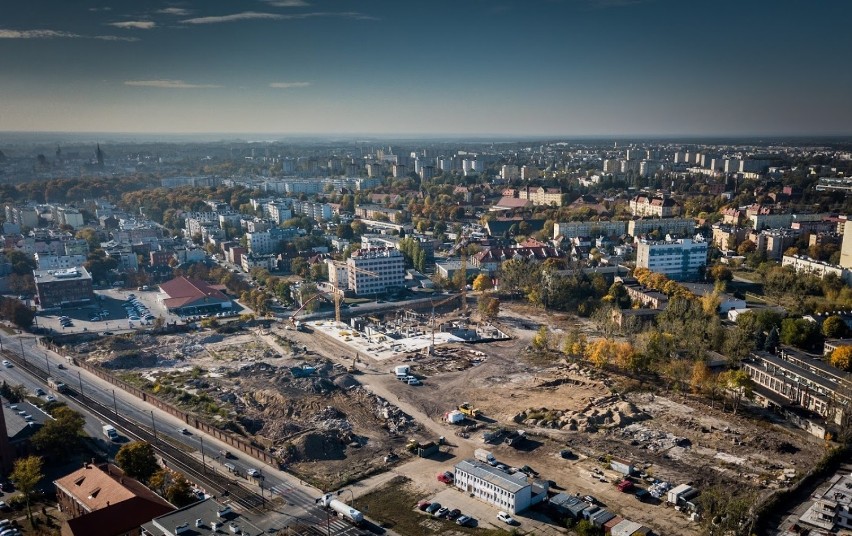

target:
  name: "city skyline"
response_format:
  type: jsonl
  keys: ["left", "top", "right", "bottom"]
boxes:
{"left": 2, "top": 0, "right": 851, "bottom": 137}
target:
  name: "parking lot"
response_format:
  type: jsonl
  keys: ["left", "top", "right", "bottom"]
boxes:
{"left": 36, "top": 287, "right": 179, "bottom": 335}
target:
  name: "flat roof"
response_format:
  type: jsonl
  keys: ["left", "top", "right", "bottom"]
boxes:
{"left": 142, "top": 497, "right": 263, "bottom": 536}
{"left": 455, "top": 459, "right": 529, "bottom": 494}
{"left": 33, "top": 266, "right": 91, "bottom": 283}
{"left": 750, "top": 351, "right": 841, "bottom": 394}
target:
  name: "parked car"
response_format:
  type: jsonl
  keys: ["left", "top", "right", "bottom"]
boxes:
{"left": 425, "top": 502, "right": 441, "bottom": 514}
{"left": 247, "top": 468, "right": 261, "bottom": 478}
{"left": 497, "top": 511, "right": 517, "bottom": 525}
{"left": 447, "top": 508, "right": 461, "bottom": 520}
{"left": 456, "top": 515, "right": 473, "bottom": 527}
{"left": 417, "top": 500, "right": 431, "bottom": 511}
{"left": 583, "top": 495, "right": 598, "bottom": 505}
{"left": 435, "top": 507, "right": 449, "bottom": 518}
{"left": 34, "top": 388, "right": 45, "bottom": 396}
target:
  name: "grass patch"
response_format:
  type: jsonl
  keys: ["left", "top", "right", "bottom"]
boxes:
{"left": 358, "top": 476, "right": 509, "bottom": 535}
{"left": 0, "top": 325, "right": 17, "bottom": 335}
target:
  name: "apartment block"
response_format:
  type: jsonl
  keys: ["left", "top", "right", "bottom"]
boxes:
{"left": 346, "top": 248, "right": 405, "bottom": 296}
{"left": 635, "top": 237, "right": 708, "bottom": 281}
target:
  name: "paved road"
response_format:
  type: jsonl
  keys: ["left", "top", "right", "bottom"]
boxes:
{"left": 1, "top": 332, "right": 383, "bottom": 536}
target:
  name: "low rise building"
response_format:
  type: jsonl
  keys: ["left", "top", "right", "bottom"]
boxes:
{"left": 158, "top": 276, "right": 233, "bottom": 316}
{"left": 141, "top": 498, "right": 264, "bottom": 536}
{"left": 629, "top": 194, "right": 681, "bottom": 218}
{"left": 782, "top": 255, "right": 852, "bottom": 284}
{"left": 797, "top": 470, "right": 852, "bottom": 533}
{"left": 453, "top": 458, "right": 547, "bottom": 514}
{"left": 34, "top": 266, "right": 95, "bottom": 309}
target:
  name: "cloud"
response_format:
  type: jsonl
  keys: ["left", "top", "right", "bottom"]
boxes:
{"left": 181, "top": 10, "right": 376, "bottom": 24}
{"left": 181, "top": 11, "right": 285, "bottom": 24}
{"left": 270, "top": 81, "right": 311, "bottom": 89}
{"left": 156, "top": 7, "right": 191, "bottom": 16}
{"left": 0, "top": 28, "right": 138, "bottom": 41}
{"left": 264, "top": 0, "right": 310, "bottom": 6}
{"left": 124, "top": 79, "right": 221, "bottom": 89}
{"left": 109, "top": 21, "right": 156, "bottom": 30}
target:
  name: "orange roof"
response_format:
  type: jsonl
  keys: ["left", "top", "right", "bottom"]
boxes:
{"left": 55, "top": 465, "right": 136, "bottom": 512}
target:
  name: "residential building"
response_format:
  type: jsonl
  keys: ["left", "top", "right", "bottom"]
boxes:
{"left": 629, "top": 194, "right": 681, "bottom": 218}
{"left": 54, "top": 462, "right": 174, "bottom": 536}
{"left": 553, "top": 220, "right": 627, "bottom": 240}
{"left": 56, "top": 207, "right": 85, "bottom": 229}
{"left": 34, "top": 266, "right": 95, "bottom": 308}
{"left": 240, "top": 253, "right": 277, "bottom": 273}
{"left": 782, "top": 255, "right": 852, "bottom": 285}
{"left": 5, "top": 205, "right": 39, "bottom": 228}
{"left": 34, "top": 253, "right": 87, "bottom": 270}
{"left": 471, "top": 246, "right": 565, "bottom": 276}
{"left": 453, "top": 458, "right": 548, "bottom": 514}
{"left": 158, "top": 276, "right": 233, "bottom": 315}
{"left": 246, "top": 231, "right": 276, "bottom": 255}
{"left": 160, "top": 176, "right": 218, "bottom": 188}
{"left": 635, "top": 236, "right": 708, "bottom": 281}
{"left": 326, "top": 259, "right": 349, "bottom": 291}
{"left": 346, "top": 248, "right": 405, "bottom": 296}
{"left": 520, "top": 186, "right": 562, "bottom": 206}
{"left": 1, "top": 399, "right": 48, "bottom": 474}
{"left": 797, "top": 470, "right": 852, "bottom": 533}
{"left": 841, "top": 220, "right": 852, "bottom": 269}
{"left": 627, "top": 218, "right": 695, "bottom": 239}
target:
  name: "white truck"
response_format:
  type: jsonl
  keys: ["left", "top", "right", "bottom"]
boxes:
{"left": 393, "top": 365, "right": 410, "bottom": 379}
{"left": 474, "top": 448, "right": 496, "bottom": 465}
{"left": 319, "top": 493, "right": 364, "bottom": 525}
{"left": 102, "top": 425, "right": 118, "bottom": 441}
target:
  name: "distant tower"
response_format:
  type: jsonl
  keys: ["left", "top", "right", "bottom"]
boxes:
{"left": 55, "top": 145, "right": 62, "bottom": 162}
{"left": 96, "top": 144, "right": 104, "bottom": 168}
{"left": 0, "top": 399, "right": 14, "bottom": 474}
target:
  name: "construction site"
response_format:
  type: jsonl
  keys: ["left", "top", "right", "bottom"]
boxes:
{"left": 56, "top": 297, "right": 827, "bottom": 534}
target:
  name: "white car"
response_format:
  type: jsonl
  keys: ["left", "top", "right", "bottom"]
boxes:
{"left": 497, "top": 511, "right": 517, "bottom": 525}
{"left": 247, "top": 468, "right": 261, "bottom": 478}
{"left": 2, "top": 360, "right": 11, "bottom": 368}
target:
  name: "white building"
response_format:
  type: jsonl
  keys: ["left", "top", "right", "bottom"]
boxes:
{"left": 34, "top": 254, "right": 87, "bottom": 270}
{"left": 798, "top": 470, "right": 852, "bottom": 532}
{"left": 246, "top": 231, "right": 276, "bottom": 255}
{"left": 783, "top": 254, "right": 852, "bottom": 284}
{"left": 636, "top": 236, "right": 708, "bottom": 281}
{"left": 346, "top": 248, "right": 405, "bottom": 296}
{"left": 453, "top": 459, "right": 533, "bottom": 514}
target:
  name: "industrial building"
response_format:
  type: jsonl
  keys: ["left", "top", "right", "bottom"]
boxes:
{"left": 453, "top": 458, "right": 548, "bottom": 514}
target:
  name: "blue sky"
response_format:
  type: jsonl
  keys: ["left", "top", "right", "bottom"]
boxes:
{"left": 1, "top": 0, "right": 850, "bottom": 136}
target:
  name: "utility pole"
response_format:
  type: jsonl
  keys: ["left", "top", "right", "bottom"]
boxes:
{"left": 151, "top": 411, "right": 157, "bottom": 442}
{"left": 112, "top": 389, "right": 118, "bottom": 416}
{"left": 78, "top": 371, "right": 84, "bottom": 395}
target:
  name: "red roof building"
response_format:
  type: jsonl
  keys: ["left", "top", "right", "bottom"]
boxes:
{"left": 159, "top": 276, "right": 232, "bottom": 315}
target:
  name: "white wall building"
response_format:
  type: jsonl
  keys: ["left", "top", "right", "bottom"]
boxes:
{"left": 453, "top": 459, "right": 532, "bottom": 514}
{"left": 346, "top": 248, "right": 405, "bottom": 296}
{"left": 636, "top": 236, "right": 708, "bottom": 281}
{"left": 246, "top": 231, "right": 276, "bottom": 255}
{"left": 34, "top": 254, "right": 87, "bottom": 270}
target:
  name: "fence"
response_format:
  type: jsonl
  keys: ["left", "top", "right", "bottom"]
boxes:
{"left": 39, "top": 339, "right": 280, "bottom": 468}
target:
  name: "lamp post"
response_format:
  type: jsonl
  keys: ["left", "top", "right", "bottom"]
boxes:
{"left": 112, "top": 389, "right": 118, "bottom": 416}
{"left": 150, "top": 410, "right": 157, "bottom": 442}
{"left": 19, "top": 337, "right": 27, "bottom": 365}
{"left": 337, "top": 488, "right": 355, "bottom": 510}
{"left": 78, "top": 371, "right": 84, "bottom": 395}
{"left": 199, "top": 435, "right": 206, "bottom": 472}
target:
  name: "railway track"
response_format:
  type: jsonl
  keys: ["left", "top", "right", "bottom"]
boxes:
{"left": 2, "top": 348, "right": 266, "bottom": 512}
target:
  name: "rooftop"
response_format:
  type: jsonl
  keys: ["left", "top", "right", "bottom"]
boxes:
{"left": 33, "top": 266, "right": 91, "bottom": 283}
{"left": 455, "top": 458, "right": 530, "bottom": 493}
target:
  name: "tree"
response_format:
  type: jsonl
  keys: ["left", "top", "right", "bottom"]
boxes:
{"left": 822, "top": 315, "right": 848, "bottom": 339}
{"left": 477, "top": 294, "right": 500, "bottom": 320}
{"left": 707, "top": 264, "right": 733, "bottom": 282}
{"left": 472, "top": 274, "right": 492, "bottom": 292}
{"left": 736, "top": 239, "right": 756, "bottom": 256}
{"left": 532, "top": 326, "right": 549, "bottom": 351}
{"left": 32, "top": 406, "right": 85, "bottom": 457}
{"left": 830, "top": 346, "right": 852, "bottom": 372}
{"left": 764, "top": 325, "right": 780, "bottom": 353}
{"left": 165, "top": 473, "right": 196, "bottom": 507}
{"left": 115, "top": 441, "right": 159, "bottom": 483}
{"left": 780, "top": 318, "right": 820, "bottom": 349}
{"left": 11, "top": 455, "right": 43, "bottom": 522}
{"left": 720, "top": 369, "right": 754, "bottom": 415}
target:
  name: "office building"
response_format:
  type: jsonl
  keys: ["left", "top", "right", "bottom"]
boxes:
{"left": 346, "top": 248, "right": 405, "bottom": 296}
{"left": 635, "top": 237, "right": 708, "bottom": 281}
{"left": 453, "top": 459, "right": 548, "bottom": 514}
{"left": 34, "top": 267, "right": 95, "bottom": 308}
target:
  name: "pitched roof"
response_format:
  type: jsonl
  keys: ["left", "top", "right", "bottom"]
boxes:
{"left": 65, "top": 496, "right": 174, "bottom": 536}
{"left": 159, "top": 276, "right": 230, "bottom": 310}
{"left": 455, "top": 459, "right": 529, "bottom": 493}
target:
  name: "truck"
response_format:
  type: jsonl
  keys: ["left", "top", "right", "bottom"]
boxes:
{"left": 102, "top": 425, "right": 118, "bottom": 441}
{"left": 458, "top": 403, "right": 482, "bottom": 419}
{"left": 474, "top": 448, "right": 496, "bottom": 466}
{"left": 394, "top": 365, "right": 410, "bottom": 379}
{"left": 319, "top": 493, "right": 363, "bottom": 525}
{"left": 47, "top": 377, "right": 68, "bottom": 393}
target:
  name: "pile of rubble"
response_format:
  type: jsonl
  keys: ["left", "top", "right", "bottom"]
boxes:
{"left": 311, "top": 406, "right": 353, "bottom": 432}
{"left": 619, "top": 423, "right": 691, "bottom": 452}
{"left": 513, "top": 395, "right": 647, "bottom": 432}
{"left": 360, "top": 387, "right": 418, "bottom": 435}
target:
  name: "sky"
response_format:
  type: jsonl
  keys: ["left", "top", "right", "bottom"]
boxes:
{"left": 1, "top": 0, "right": 851, "bottom": 137}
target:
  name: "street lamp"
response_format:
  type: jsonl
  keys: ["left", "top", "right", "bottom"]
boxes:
{"left": 337, "top": 488, "right": 355, "bottom": 510}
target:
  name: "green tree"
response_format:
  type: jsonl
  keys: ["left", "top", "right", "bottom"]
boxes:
{"left": 720, "top": 369, "right": 754, "bottom": 415}
{"left": 165, "top": 473, "right": 197, "bottom": 507}
{"left": 477, "top": 294, "right": 500, "bottom": 320}
{"left": 822, "top": 315, "right": 848, "bottom": 339}
{"left": 10, "top": 455, "right": 43, "bottom": 522}
{"left": 115, "top": 441, "right": 159, "bottom": 483}
{"left": 32, "top": 406, "right": 85, "bottom": 457}
{"left": 780, "top": 318, "right": 820, "bottom": 349}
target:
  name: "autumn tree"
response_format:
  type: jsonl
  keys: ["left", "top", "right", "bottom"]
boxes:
{"left": 532, "top": 326, "right": 550, "bottom": 351}
{"left": 11, "top": 455, "right": 43, "bottom": 522}
{"left": 472, "top": 274, "right": 493, "bottom": 292}
{"left": 165, "top": 473, "right": 197, "bottom": 507}
{"left": 477, "top": 294, "right": 500, "bottom": 320}
{"left": 830, "top": 346, "right": 852, "bottom": 372}
{"left": 116, "top": 441, "right": 159, "bottom": 483}
{"left": 720, "top": 369, "right": 754, "bottom": 414}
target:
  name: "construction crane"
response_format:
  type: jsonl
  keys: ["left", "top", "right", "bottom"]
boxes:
{"left": 429, "top": 293, "right": 462, "bottom": 354}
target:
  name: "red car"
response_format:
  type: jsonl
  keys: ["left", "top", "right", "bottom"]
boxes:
{"left": 437, "top": 471, "right": 454, "bottom": 484}
{"left": 417, "top": 500, "right": 431, "bottom": 511}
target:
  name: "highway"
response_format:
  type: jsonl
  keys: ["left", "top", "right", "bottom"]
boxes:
{"left": 0, "top": 333, "right": 380, "bottom": 535}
